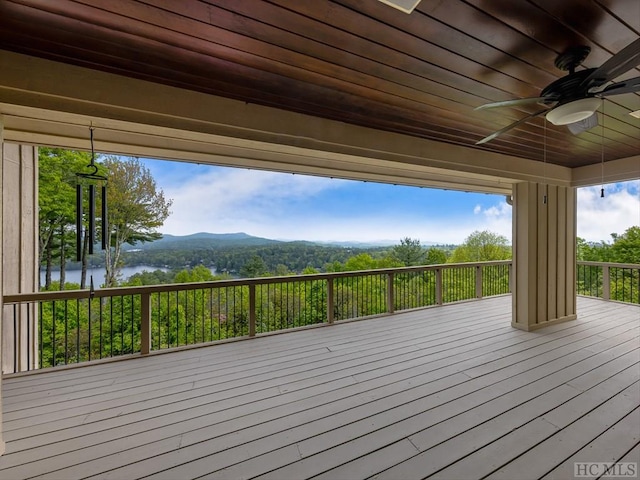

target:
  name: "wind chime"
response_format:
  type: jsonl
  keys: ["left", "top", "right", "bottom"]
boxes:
{"left": 76, "top": 126, "right": 108, "bottom": 262}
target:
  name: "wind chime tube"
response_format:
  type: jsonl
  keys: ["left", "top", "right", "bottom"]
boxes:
{"left": 101, "top": 184, "right": 108, "bottom": 250}
{"left": 76, "top": 184, "right": 83, "bottom": 262}
{"left": 89, "top": 184, "right": 96, "bottom": 254}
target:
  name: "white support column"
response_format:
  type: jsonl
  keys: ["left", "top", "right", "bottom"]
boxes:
{"left": 512, "top": 181, "right": 577, "bottom": 331}
{"left": 0, "top": 116, "right": 5, "bottom": 455}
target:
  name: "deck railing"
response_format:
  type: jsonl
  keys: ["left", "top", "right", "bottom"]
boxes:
{"left": 5, "top": 260, "right": 636, "bottom": 374}
{"left": 3, "top": 261, "right": 511, "bottom": 373}
{"left": 576, "top": 261, "right": 640, "bottom": 304}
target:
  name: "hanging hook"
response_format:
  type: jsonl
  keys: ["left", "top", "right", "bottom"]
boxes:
{"left": 86, "top": 163, "right": 100, "bottom": 177}
{"left": 77, "top": 125, "right": 107, "bottom": 181}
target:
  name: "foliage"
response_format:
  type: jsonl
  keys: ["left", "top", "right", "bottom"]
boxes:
{"left": 392, "top": 237, "right": 425, "bottom": 266}
{"left": 240, "top": 255, "right": 268, "bottom": 278}
{"left": 425, "top": 247, "right": 448, "bottom": 265}
{"left": 126, "top": 269, "right": 176, "bottom": 286}
{"left": 576, "top": 226, "right": 640, "bottom": 304}
{"left": 448, "top": 230, "right": 511, "bottom": 263}
{"left": 610, "top": 227, "right": 640, "bottom": 264}
{"left": 577, "top": 226, "right": 640, "bottom": 264}
{"left": 123, "top": 243, "right": 391, "bottom": 275}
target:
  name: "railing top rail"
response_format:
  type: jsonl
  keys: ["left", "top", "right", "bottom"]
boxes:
{"left": 4, "top": 260, "right": 512, "bottom": 304}
{"left": 577, "top": 261, "right": 640, "bottom": 269}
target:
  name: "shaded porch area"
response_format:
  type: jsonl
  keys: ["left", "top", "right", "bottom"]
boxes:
{"left": 0, "top": 295, "right": 638, "bottom": 479}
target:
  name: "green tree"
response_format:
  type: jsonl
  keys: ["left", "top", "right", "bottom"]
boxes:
{"left": 610, "top": 226, "right": 640, "bottom": 264}
{"left": 392, "top": 237, "right": 425, "bottom": 266}
{"left": 449, "top": 230, "right": 511, "bottom": 263}
{"left": 274, "top": 264, "right": 293, "bottom": 276}
{"left": 174, "top": 265, "right": 217, "bottom": 283}
{"left": 577, "top": 237, "right": 613, "bottom": 262}
{"left": 344, "top": 253, "right": 378, "bottom": 271}
{"left": 426, "top": 247, "right": 447, "bottom": 265}
{"left": 126, "top": 269, "right": 176, "bottom": 286}
{"left": 241, "top": 255, "right": 267, "bottom": 278}
{"left": 103, "top": 157, "right": 172, "bottom": 287}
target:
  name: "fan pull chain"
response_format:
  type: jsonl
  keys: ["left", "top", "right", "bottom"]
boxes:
{"left": 543, "top": 117, "right": 548, "bottom": 205}
{"left": 600, "top": 99, "right": 605, "bottom": 198}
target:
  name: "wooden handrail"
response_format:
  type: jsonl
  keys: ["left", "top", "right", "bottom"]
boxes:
{"left": 577, "top": 261, "right": 640, "bottom": 270}
{"left": 4, "top": 260, "right": 513, "bottom": 304}
{"left": 7, "top": 260, "right": 635, "bottom": 305}
{"left": 576, "top": 261, "right": 640, "bottom": 304}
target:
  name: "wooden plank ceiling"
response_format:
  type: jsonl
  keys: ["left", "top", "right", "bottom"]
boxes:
{"left": 0, "top": 0, "right": 638, "bottom": 168}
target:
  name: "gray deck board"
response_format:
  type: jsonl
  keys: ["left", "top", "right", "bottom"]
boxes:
{"left": 0, "top": 296, "right": 638, "bottom": 480}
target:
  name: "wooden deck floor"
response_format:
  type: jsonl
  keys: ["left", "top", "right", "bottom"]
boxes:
{"left": 1, "top": 296, "right": 638, "bottom": 480}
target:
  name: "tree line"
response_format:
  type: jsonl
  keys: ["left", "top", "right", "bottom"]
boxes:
{"left": 117, "top": 230, "right": 510, "bottom": 286}
{"left": 577, "top": 227, "right": 640, "bottom": 264}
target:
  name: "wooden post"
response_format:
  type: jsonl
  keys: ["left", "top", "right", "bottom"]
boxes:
{"left": 475, "top": 265, "right": 483, "bottom": 299}
{"left": 435, "top": 268, "right": 443, "bottom": 305}
{"left": 326, "top": 279, "right": 334, "bottom": 324}
{"left": 249, "top": 284, "right": 256, "bottom": 337}
{"left": 602, "top": 264, "right": 610, "bottom": 301}
{"left": 140, "top": 293, "right": 151, "bottom": 355}
{"left": 387, "top": 273, "right": 395, "bottom": 314}
{"left": 0, "top": 118, "right": 5, "bottom": 455}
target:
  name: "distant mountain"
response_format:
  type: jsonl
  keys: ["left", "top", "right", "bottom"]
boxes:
{"left": 123, "top": 232, "right": 450, "bottom": 252}
{"left": 314, "top": 240, "right": 397, "bottom": 248}
{"left": 123, "top": 232, "right": 282, "bottom": 251}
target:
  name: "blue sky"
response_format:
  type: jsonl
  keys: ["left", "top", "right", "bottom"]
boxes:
{"left": 141, "top": 158, "right": 639, "bottom": 245}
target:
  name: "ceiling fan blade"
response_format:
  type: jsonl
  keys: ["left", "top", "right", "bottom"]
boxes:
{"left": 474, "top": 97, "right": 551, "bottom": 111}
{"left": 567, "top": 112, "right": 598, "bottom": 135}
{"left": 475, "top": 109, "right": 547, "bottom": 145}
{"left": 581, "top": 37, "right": 640, "bottom": 89}
{"left": 596, "top": 76, "right": 640, "bottom": 97}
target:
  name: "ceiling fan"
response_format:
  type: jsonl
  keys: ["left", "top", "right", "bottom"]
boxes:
{"left": 475, "top": 37, "right": 640, "bottom": 145}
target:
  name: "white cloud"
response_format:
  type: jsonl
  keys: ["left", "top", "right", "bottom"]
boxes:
{"left": 154, "top": 161, "right": 638, "bottom": 246}
{"left": 467, "top": 181, "right": 640, "bottom": 245}
{"left": 577, "top": 182, "right": 640, "bottom": 242}
{"left": 160, "top": 169, "right": 346, "bottom": 236}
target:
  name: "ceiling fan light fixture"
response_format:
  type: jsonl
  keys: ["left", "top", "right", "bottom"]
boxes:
{"left": 546, "top": 98, "right": 602, "bottom": 125}
{"left": 377, "top": 0, "right": 421, "bottom": 14}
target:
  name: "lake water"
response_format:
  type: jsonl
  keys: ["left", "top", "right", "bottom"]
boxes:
{"left": 41, "top": 265, "right": 171, "bottom": 287}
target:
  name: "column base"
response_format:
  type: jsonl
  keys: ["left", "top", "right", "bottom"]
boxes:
{"left": 511, "top": 314, "right": 577, "bottom": 332}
